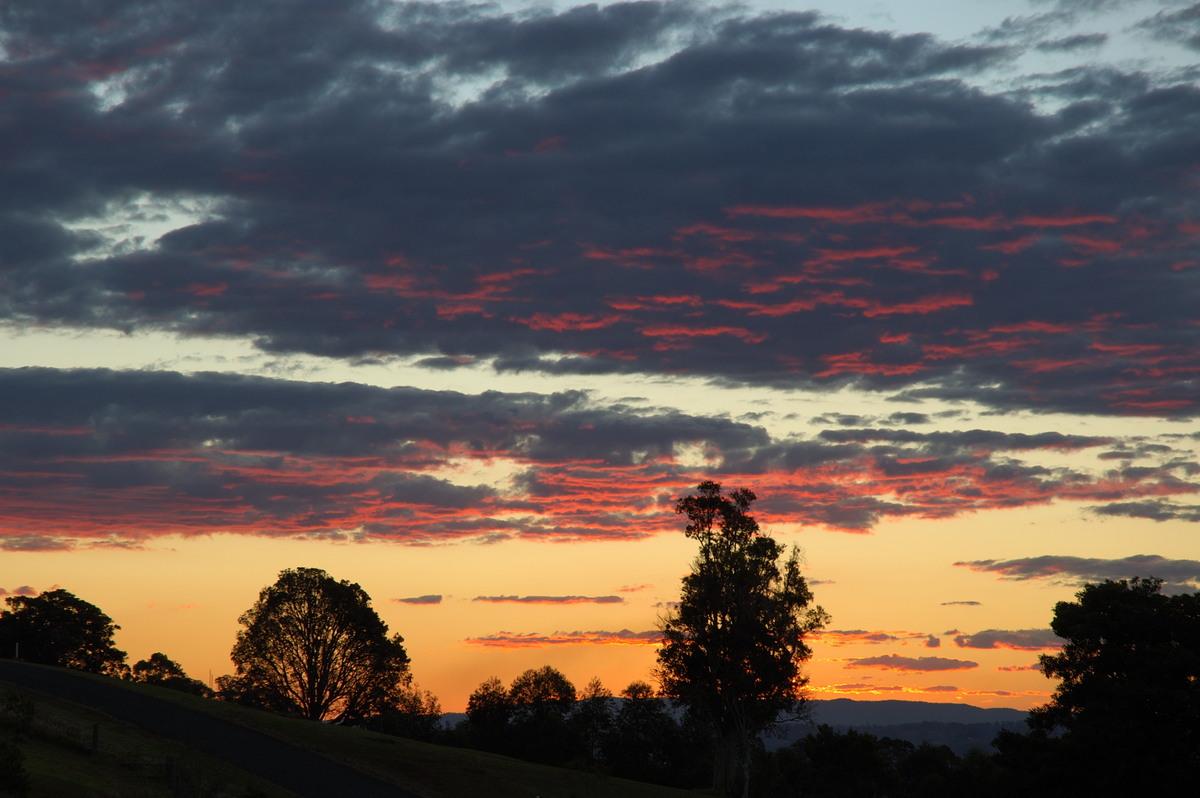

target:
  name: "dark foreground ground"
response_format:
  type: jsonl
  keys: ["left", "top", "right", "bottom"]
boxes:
{"left": 0, "top": 661, "right": 419, "bottom": 798}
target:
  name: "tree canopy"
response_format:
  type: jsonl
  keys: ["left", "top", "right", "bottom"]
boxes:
{"left": 1023, "top": 576, "right": 1200, "bottom": 788}
{"left": 657, "top": 481, "right": 829, "bottom": 798}
{"left": 130, "top": 652, "right": 212, "bottom": 696}
{"left": 0, "top": 589, "right": 126, "bottom": 675}
{"left": 221, "top": 566, "right": 410, "bottom": 722}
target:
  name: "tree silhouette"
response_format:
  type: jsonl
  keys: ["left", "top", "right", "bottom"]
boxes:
{"left": 130, "top": 652, "right": 212, "bottom": 696}
{"left": 657, "top": 482, "right": 829, "bottom": 798}
{"left": 1026, "top": 576, "right": 1200, "bottom": 788}
{"left": 464, "top": 676, "right": 512, "bottom": 752}
{"left": 0, "top": 589, "right": 126, "bottom": 675}
{"left": 222, "top": 567, "right": 410, "bottom": 722}
{"left": 508, "top": 665, "right": 577, "bottom": 763}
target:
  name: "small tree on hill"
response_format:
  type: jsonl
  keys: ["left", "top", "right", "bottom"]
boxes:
{"left": 130, "top": 652, "right": 212, "bottom": 696}
{"left": 0, "top": 589, "right": 126, "bottom": 675}
{"left": 657, "top": 482, "right": 829, "bottom": 798}
{"left": 221, "top": 567, "right": 410, "bottom": 722}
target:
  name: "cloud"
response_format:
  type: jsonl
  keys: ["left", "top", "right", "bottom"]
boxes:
{"left": 844, "top": 654, "right": 979, "bottom": 672}
{"left": 466, "top": 629, "right": 660, "bottom": 648}
{"left": 956, "top": 554, "right": 1200, "bottom": 590}
{"left": 394, "top": 595, "right": 443, "bottom": 605}
{"left": 473, "top": 595, "right": 624, "bottom": 605}
{"left": 0, "top": 0, "right": 1196, "bottom": 420}
{"left": 813, "top": 629, "right": 932, "bottom": 647}
{"left": 1, "top": 367, "right": 1195, "bottom": 548}
{"left": 1089, "top": 500, "right": 1200, "bottom": 523}
{"left": 997, "top": 662, "right": 1045, "bottom": 673}
{"left": 1136, "top": 4, "right": 1200, "bottom": 51}
{"left": 941, "top": 600, "right": 982, "bottom": 606}
{"left": 953, "top": 629, "right": 1061, "bottom": 650}
{"left": 924, "top": 635, "right": 941, "bottom": 648}
{"left": 0, "top": 535, "right": 74, "bottom": 552}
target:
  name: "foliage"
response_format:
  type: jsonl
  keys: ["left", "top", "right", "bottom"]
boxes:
{"left": 1020, "top": 576, "right": 1200, "bottom": 789}
{"left": 130, "top": 652, "right": 212, "bottom": 696}
{"left": 463, "top": 676, "right": 512, "bottom": 752}
{"left": 369, "top": 683, "right": 443, "bottom": 741}
{"left": 507, "top": 666, "right": 577, "bottom": 763}
{"left": 0, "top": 589, "right": 126, "bottom": 675}
{"left": 754, "top": 726, "right": 1003, "bottom": 798}
{"left": 222, "top": 567, "right": 410, "bottom": 722}
{"left": 570, "top": 677, "right": 614, "bottom": 764}
{"left": 656, "top": 482, "right": 829, "bottom": 797}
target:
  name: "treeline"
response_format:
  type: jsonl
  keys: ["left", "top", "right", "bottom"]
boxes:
{"left": 3, "top": 575, "right": 1199, "bottom": 795}
{"left": 3, "top": 483, "right": 1198, "bottom": 796}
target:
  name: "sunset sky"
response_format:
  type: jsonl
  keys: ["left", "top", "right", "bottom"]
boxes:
{"left": 2, "top": 0, "right": 1199, "bottom": 713}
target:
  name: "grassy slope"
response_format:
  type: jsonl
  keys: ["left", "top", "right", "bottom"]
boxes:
{"left": 1, "top": 679, "right": 292, "bottom": 797}
{"left": 1, "top": 672, "right": 714, "bottom": 798}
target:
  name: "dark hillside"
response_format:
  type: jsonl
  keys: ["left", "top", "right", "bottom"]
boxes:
{"left": 0, "top": 661, "right": 707, "bottom": 798}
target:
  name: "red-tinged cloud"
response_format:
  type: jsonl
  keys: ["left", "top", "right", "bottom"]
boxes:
{"left": 513, "top": 312, "right": 626, "bottom": 331}
{"left": 1015, "top": 213, "right": 1117, "bottom": 227}
{"left": 1, "top": 0, "right": 1197, "bottom": 422}
{"left": 845, "top": 654, "right": 979, "bottom": 672}
{"left": 953, "top": 629, "right": 1060, "bottom": 651}
{"left": 466, "top": 629, "right": 661, "bottom": 648}
{"left": 813, "top": 629, "right": 931, "bottom": 646}
{"left": 473, "top": 595, "right": 624, "bottom": 605}
{"left": 0, "top": 586, "right": 38, "bottom": 597}
{"left": 1, "top": 369, "right": 1196, "bottom": 546}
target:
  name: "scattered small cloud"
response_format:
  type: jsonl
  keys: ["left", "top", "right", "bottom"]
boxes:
{"left": 0, "top": 535, "right": 74, "bottom": 552}
{"left": 941, "top": 600, "right": 982, "bottom": 606}
{"left": 466, "top": 629, "right": 660, "bottom": 648}
{"left": 395, "top": 595, "right": 443, "bottom": 605}
{"left": 924, "top": 634, "right": 941, "bottom": 648}
{"left": 955, "top": 554, "right": 1200, "bottom": 590}
{"left": 953, "top": 629, "right": 1061, "bottom": 650}
{"left": 814, "top": 629, "right": 931, "bottom": 647}
{"left": 997, "top": 662, "right": 1044, "bottom": 673}
{"left": 472, "top": 595, "right": 624, "bottom": 605}
{"left": 844, "top": 654, "right": 979, "bottom": 672}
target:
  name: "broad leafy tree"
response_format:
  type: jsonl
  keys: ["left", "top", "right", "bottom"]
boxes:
{"left": 1024, "top": 576, "right": 1200, "bottom": 789}
{"left": 222, "top": 567, "right": 410, "bottom": 722}
{"left": 464, "top": 676, "right": 513, "bottom": 752}
{"left": 508, "top": 665, "right": 577, "bottom": 763}
{"left": 0, "top": 589, "right": 126, "bottom": 675}
{"left": 657, "top": 482, "right": 829, "bottom": 798}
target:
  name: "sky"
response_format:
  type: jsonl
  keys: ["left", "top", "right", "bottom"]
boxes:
{"left": 1, "top": 0, "right": 1199, "bottom": 713}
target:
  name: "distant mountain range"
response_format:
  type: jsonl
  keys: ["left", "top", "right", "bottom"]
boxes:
{"left": 769, "top": 698, "right": 1029, "bottom": 754}
{"left": 442, "top": 697, "right": 1030, "bottom": 755}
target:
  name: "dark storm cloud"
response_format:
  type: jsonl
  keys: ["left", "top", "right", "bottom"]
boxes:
{"left": 956, "top": 554, "right": 1200, "bottom": 589}
{"left": 1, "top": 1, "right": 1196, "bottom": 417}
{"left": 2, "top": 366, "right": 1194, "bottom": 545}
